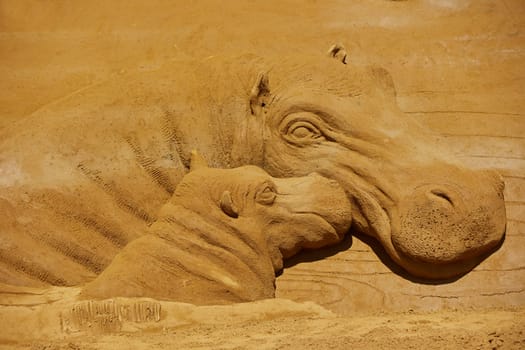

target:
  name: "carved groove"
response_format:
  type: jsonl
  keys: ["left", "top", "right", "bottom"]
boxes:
{"left": 124, "top": 134, "right": 175, "bottom": 194}
{"left": 68, "top": 214, "right": 128, "bottom": 248}
{"left": 161, "top": 110, "right": 190, "bottom": 169}
{"left": 40, "top": 234, "right": 106, "bottom": 273}
{"left": 77, "top": 163, "right": 153, "bottom": 223}
{"left": 0, "top": 248, "right": 67, "bottom": 286}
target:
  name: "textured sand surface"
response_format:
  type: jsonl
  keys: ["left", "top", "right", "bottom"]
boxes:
{"left": 0, "top": 286, "right": 524, "bottom": 349}
{"left": 1, "top": 0, "right": 524, "bottom": 348}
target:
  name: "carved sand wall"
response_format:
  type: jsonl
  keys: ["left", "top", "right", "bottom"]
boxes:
{"left": 275, "top": 3, "right": 525, "bottom": 313}
{"left": 1, "top": 0, "right": 524, "bottom": 315}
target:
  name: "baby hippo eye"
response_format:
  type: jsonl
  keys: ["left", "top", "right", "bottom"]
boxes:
{"left": 256, "top": 185, "right": 276, "bottom": 205}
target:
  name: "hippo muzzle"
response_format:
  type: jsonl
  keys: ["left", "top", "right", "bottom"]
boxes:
{"left": 380, "top": 167, "right": 507, "bottom": 279}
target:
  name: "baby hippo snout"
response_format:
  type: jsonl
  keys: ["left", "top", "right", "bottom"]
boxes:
{"left": 299, "top": 173, "right": 353, "bottom": 238}
{"left": 268, "top": 173, "right": 352, "bottom": 258}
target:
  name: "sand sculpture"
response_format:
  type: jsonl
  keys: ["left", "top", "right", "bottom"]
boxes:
{"left": 81, "top": 152, "right": 352, "bottom": 304}
{"left": 0, "top": 47, "right": 506, "bottom": 298}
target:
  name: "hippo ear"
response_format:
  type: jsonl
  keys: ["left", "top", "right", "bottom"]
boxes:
{"left": 327, "top": 43, "right": 347, "bottom": 64}
{"left": 249, "top": 72, "right": 270, "bottom": 116}
{"left": 220, "top": 191, "right": 239, "bottom": 218}
{"left": 189, "top": 150, "right": 209, "bottom": 171}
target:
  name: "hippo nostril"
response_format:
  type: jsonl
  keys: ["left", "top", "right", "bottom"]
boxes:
{"left": 430, "top": 189, "right": 454, "bottom": 206}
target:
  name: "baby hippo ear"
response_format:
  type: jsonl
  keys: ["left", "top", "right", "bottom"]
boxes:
{"left": 189, "top": 150, "right": 209, "bottom": 171}
{"left": 220, "top": 191, "right": 239, "bottom": 218}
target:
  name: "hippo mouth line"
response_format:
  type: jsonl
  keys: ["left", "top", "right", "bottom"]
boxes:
{"left": 347, "top": 184, "right": 396, "bottom": 257}
{"left": 292, "top": 210, "right": 346, "bottom": 241}
{"left": 316, "top": 168, "right": 399, "bottom": 260}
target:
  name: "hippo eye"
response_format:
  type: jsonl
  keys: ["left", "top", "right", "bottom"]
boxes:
{"left": 256, "top": 185, "right": 276, "bottom": 205}
{"left": 280, "top": 112, "right": 328, "bottom": 145}
{"left": 288, "top": 122, "right": 322, "bottom": 140}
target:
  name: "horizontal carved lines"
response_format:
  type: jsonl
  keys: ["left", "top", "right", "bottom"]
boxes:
{"left": 466, "top": 155, "right": 525, "bottom": 160}
{"left": 405, "top": 110, "right": 525, "bottom": 117}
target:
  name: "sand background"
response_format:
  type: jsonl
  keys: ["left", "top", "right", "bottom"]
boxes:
{"left": 1, "top": 0, "right": 524, "bottom": 348}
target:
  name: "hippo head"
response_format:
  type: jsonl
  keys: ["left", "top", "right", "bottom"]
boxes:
{"left": 231, "top": 49, "right": 506, "bottom": 280}
{"left": 172, "top": 152, "right": 353, "bottom": 272}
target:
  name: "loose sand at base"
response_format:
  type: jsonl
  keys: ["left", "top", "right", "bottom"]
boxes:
{"left": 1, "top": 286, "right": 523, "bottom": 349}
{"left": 3, "top": 307, "right": 524, "bottom": 349}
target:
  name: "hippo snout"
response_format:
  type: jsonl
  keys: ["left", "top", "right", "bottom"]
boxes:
{"left": 390, "top": 169, "right": 506, "bottom": 277}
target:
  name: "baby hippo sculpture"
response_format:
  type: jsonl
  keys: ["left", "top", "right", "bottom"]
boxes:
{"left": 81, "top": 153, "right": 352, "bottom": 304}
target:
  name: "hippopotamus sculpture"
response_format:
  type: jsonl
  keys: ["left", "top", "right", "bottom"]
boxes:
{"left": 0, "top": 47, "right": 506, "bottom": 288}
{"left": 82, "top": 153, "right": 352, "bottom": 304}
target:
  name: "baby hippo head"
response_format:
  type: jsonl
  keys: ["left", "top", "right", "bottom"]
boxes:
{"left": 168, "top": 152, "right": 353, "bottom": 271}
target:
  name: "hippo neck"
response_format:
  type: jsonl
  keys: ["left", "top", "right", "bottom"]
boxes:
{"left": 168, "top": 114, "right": 265, "bottom": 171}
{"left": 151, "top": 203, "right": 276, "bottom": 301}
{"left": 162, "top": 59, "right": 266, "bottom": 171}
